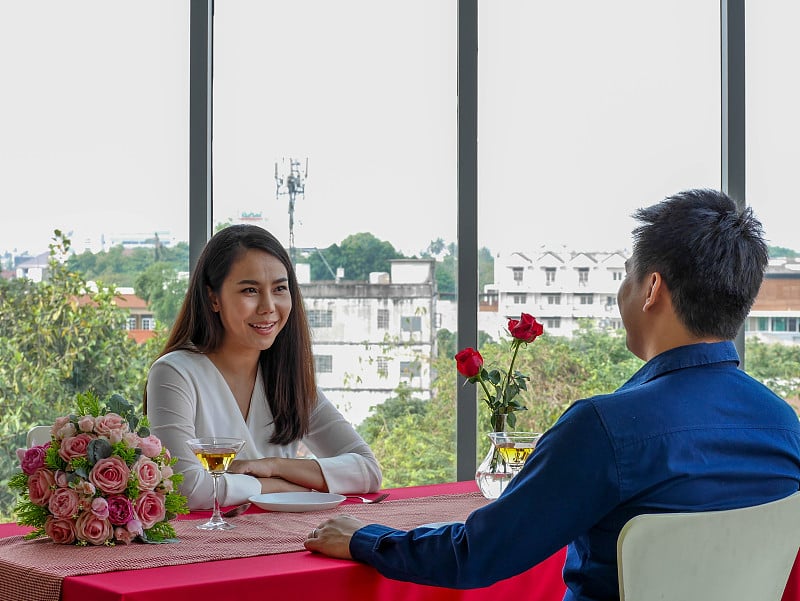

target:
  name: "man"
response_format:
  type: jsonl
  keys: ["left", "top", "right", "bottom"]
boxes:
{"left": 304, "top": 189, "right": 800, "bottom": 601}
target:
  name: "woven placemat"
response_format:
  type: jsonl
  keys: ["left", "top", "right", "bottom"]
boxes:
{"left": 0, "top": 492, "right": 488, "bottom": 601}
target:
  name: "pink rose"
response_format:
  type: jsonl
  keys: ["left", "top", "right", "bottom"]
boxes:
{"left": 89, "top": 456, "right": 131, "bottom": 494}
{"left": 135, "top": 491, "right": 166, "bottom": 529}
{"left": 133, "top": 458, "right": 161, "bottom": 491}
{"left": 54, "top": 470, "right": 69, "bottom": 488}
{"left": 48, "top": 487, "right": 80, "bottom": 519}
{"left": 77, "top": 415, "right": 95, "bottom": 433}
{"left": 123, "top": 432, "right": 142, "bottom": 449}
{"left": 160, "top": 464, "right": 174, "bottom": 480}
{"left": 126, "top": 518, "right": 143, "bottom": 536}
{"left": 75, "top": 511, "right": 112, "bottom": 545}
{"left": 44, "top": 516, "right": 76, "bottom": 545}
{"left": 139, "top": 435, "right": 163, "bottom": 459}
{"left": 94, "top": 413, "right": 129, "bottom": 439}
{"left": 74, "top": 480, "right": 96, "bottom": 496}
{"left": 17, "top": 444, "right": 48, "bottom": 475}
{"left": 50, "top": 416, "right": 71, "bottom": 439}
{"left": 107, "top": 495, "right": 134, "bottom": 526}
{"left": 28, "top": 468, "right": 56, "bottom": 506}
{"left": 58, "top": 433, "right": 93, "bottom": 463}
{"left": 158, "top": 478, "right": 174, "bottom": 493}
{"left": 90, "top": 497, "right": 109, "bottom": 519}
{"left": 113, "top": 526, "right": 137, "bottom": 545}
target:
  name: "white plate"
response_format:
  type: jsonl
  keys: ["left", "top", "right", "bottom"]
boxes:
{"left": 248, "top": 492, "right": 346, "bottom": 512}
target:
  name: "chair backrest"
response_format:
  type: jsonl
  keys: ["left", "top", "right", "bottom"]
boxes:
{"left": 26, "top": 425, "right": 51, "bottom": 448}
{"left": 617, "top": 491, "right": 800, "bottom": 601}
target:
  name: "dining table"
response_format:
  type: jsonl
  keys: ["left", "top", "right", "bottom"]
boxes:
{"left": 1, "top": 480, "right": 798, "bottom": 601}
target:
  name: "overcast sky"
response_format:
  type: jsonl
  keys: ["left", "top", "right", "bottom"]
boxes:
{"left": 2, "top": 1, "right": 798, "bottom": 261}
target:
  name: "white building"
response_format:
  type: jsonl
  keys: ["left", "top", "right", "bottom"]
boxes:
{"left": 486, "top": 249, "right": 628, "bottom": 337}
{"left": 300, "top": 259, "right": 437, "bottom": 425}
{"left": 745, "top": 258, "right": 800, "bottom": 345}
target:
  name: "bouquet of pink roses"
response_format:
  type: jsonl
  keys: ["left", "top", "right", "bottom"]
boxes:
{"left": 9, "top": 392, "right": 188, "bottom": 546}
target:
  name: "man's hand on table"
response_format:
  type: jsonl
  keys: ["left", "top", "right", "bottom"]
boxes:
{"left": 304, "top": 515, "right": 366, "bottom": 559}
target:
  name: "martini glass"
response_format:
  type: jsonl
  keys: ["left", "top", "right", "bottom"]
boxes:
{"left": 186, "top": 437, "right": 246, "bottom": 530}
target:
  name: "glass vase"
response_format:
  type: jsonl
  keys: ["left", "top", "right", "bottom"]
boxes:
{"left": 476, "top": 418, "right": 541, "bottom": 500}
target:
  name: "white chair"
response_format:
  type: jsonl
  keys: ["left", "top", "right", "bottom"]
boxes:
{"left": 25, "top": 425, "right": 51, "bottom": 447}
{"left": 617, "top": 491, "right": 800, "bottom": 601}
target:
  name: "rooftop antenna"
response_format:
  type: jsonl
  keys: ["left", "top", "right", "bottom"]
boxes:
{"left": 274, "top": 157, "right": 308, "bottom": 264}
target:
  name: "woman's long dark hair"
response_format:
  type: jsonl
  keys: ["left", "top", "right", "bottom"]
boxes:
{"left": 145, "top": 225, "right": 316, "bottom": 444}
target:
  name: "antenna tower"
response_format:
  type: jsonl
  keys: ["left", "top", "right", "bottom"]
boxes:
{"left": 274, "top": 157, "right": 308, "bottom": 264}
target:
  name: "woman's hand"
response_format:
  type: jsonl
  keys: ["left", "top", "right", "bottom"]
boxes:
{"left": 229, "top": 457, "right": 329, "bottom": 492}
{"left": 228, "top": 457, "right": 277, "bottom": 478}
{"left": 304, "top": 515, "right": 365, "bottom": 559}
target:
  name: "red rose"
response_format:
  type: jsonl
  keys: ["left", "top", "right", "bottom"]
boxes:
{"left": 454, "top": 348, "right": 484, "bottom": 378}
{"left": 508, "top": 313, "right": 544, "bottom": 343}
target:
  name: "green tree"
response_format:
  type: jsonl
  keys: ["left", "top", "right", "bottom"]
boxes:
{"left": 745, "top": 338, "right": 800, "bottom": 402}
{"left": 0, "top": 231, "right": 159, "bottom": 518}
{"left": 306, "top": 233, "right": 403, "bottom": 281}
{"left": 135, "top": 262, "right": 187, "bottom": 328}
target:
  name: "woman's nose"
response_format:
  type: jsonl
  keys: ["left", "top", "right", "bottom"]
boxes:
{"left": 258, "top": 294, "right": 275, "bottom": 313}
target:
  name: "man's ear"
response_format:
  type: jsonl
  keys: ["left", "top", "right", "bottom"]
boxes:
{"left": 642, "top": 272, "right": 665, "bottom": 311}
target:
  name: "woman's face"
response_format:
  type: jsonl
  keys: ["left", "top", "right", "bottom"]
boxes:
{"left": 208, "top": 248, "right": 292, "bottom": 355}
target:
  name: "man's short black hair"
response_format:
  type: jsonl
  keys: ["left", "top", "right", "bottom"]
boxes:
{"left": 630, "top": 188, "right": 768, "bottom": 339}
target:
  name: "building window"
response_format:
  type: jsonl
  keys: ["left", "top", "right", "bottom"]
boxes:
{"left": 308, "top": 310, "right": 333, "bottom": 328}
{"left": 401, "top": 315, "right": 422, "bottom": 332}
{"left": 544, "top": 317, "right": 561, "bottom": 329}
{"left": 577, "top": 268, "right": 589, "bottom": 286}
{"left": 377, "top": 309, "right": 390, "bottom": 329}
{"left": 126, "top": 317, "right": 137, "bottom": 330}
{"left": 377, "top": 357, "right": 388, "bottom": 377}
{"left": 612, "top": 270, "right": 623, "bottom": 281}
{"left": 772, "top": 317, "right": 787, "bottom": 332}
{"left": 141, "top": 317, "right": 155, "bottom": 330}
{"left": 757, "top": 317, "right": 769, "bottom": 331}
{"left": 544, "top": 267, "right": 556, "bottom": 285}
{"left": 790, "top": 318, "right": 799, "bottom": 332}
{"left": 511, "top": 293, "right": 526, "bottom": 304}
{"left": 400, "top": 361, "right": 421, "bottom": 379}
{"left": 577, "top": 294, "right": 593, "bottom": 305}
{"left": 512, "top": 267, "right": 523, "bottom": 282}
{"left": 606, "top": 296, "right": 617, "bottom": 307}
{"left": 545, "top": 293, "right": 561, "bottom": 305}
{"left": 314, "top": 355, "right": 333, "bottom": 373}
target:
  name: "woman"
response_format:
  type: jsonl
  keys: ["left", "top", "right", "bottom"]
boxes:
{"left": 146, "top": 224, "right": 382, "bottom": 509}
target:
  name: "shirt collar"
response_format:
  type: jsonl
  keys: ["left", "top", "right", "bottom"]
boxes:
{"left": 619, "top": 341, "right": 740, "bottom": 391}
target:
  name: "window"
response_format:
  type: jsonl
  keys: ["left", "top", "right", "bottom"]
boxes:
{"left": 790, "top": 318, "right": 799, "bottom": 332}
{"left": 511, "top": 293, "right": 526, "bottom": 304}
{"left": 127, "top": 317, "right": 137, "bottom": 330}
{"left": 308, "top": 310, "right": 333, "bottom": 328}
{"left": 545, "top": 293, "right": 561, "bottom": 305}
{"left": 400, "top": 361, "right": 421, "bottom": 379}
{"left": 377, "top": 357, "right": 388, "bottom": 377}
{"left": 401, "top": 315, "right": 422, "bottom": 332}
{"left": 512, "top": 267, "right": 523, "bottom": 282}
{"left": 612, "top": 271, "right": 623, "bottom": 281}
{"left": 606, "top": 296, "right": 617, "bottom": 307}
{"left": 315, "top": 355, "right": 333, "bottom": 373}
{"left": 757, "top": 317, "right": 769, "bottom": 331}
{"left": 545, "top": 268, "right": 556, "bottom": 285}
{"left": 377, "top": 309, "right": 390, "bottom": 329}
{"left": 141, "top": 317, "right": 155, "bottom": 330}
{"left": 577, "top": 294, "right": 594, "bottom": 305}
{"left": 544, "top": 317, "right": 561, "bottom": 329}
{"left": 772, "top": 318, "right": 787, "bottom": 332}
{"left": 577, "top": 268, "right": 589, "bottom": 285}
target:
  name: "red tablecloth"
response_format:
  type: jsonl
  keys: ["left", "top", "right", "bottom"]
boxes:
{"left": 1, "top": 481, "right": 797, "bottom": 601}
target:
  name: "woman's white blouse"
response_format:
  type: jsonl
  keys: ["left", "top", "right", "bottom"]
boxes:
{"left": 147, "top": 350, "right": 382, "bottom": 509}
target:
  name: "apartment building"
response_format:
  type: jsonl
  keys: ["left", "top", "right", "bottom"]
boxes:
{"left": 485, "top": 249, "right": 628, "bottom": 336}
{"left": 299, "top": 258, "right": 437, "bottom": 425}
{"left": 746, "top": 258, "right": 800, "bottom": 345}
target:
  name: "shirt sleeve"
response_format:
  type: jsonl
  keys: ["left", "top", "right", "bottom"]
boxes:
{"left": 303, "top": 389, "right": 383, "bottom": 494}
{"left": 349, "top": 400, "right": 620, "bottom": 588}
{"left": 146, "top": 358, "right": 261, "bottom": 510}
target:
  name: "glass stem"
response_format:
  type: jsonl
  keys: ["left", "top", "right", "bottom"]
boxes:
{"left": 211, "top": 472, "right": 222, "bottom": 522}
